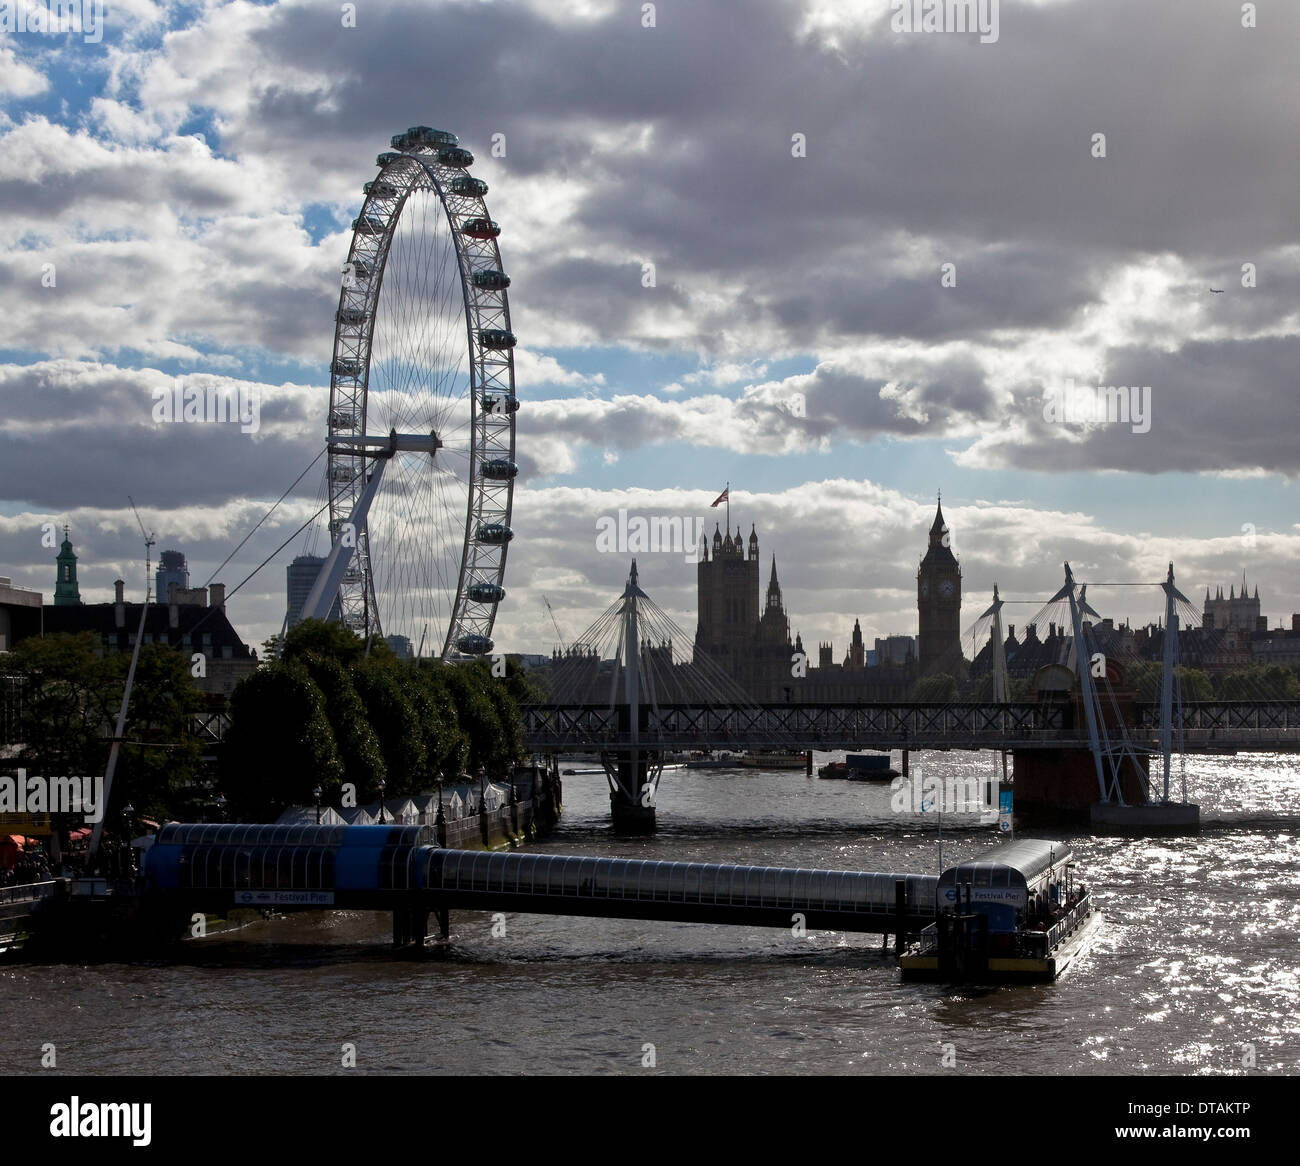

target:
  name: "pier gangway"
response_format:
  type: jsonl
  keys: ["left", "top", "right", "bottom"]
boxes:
{"left": 141, "top": 824, "right": 938, "bottom": 947}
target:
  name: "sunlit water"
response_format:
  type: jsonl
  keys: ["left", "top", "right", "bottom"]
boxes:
{"left": 3, "top": 752, "right": 1297, "bottom": 1075}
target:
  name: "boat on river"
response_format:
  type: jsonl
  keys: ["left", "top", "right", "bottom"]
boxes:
{"left": 899, "top": 839, "right": 1098, "bottom": 983}
{"left": 818, "top": 753, "right": 899, "bottom": 781}
{"left": 684, "top": 751, "right": 744, "bottom": 769}
{"left": 737, "top": 751, "right": 807, "bottom": 770}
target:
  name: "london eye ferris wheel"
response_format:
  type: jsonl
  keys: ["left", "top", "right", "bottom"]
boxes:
{"left": 303, "top": 126, "right": 519, "bottom": 660}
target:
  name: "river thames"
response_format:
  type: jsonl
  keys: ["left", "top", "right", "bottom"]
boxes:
{"left": 2, "top": 752, "right": 1297, "bottom": 1076}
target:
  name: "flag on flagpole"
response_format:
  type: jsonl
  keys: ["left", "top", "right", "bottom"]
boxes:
{"left": 710, "top": 487, "right": 729, "bottom": 508}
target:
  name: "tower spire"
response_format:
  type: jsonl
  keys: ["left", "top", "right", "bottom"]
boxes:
{"left": 53, "top": 526, "right": 82, "bottom": 606}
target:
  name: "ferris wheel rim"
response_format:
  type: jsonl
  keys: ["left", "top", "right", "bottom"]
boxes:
{"left": 325, "top": 129, "right": 517, "bottom": 661}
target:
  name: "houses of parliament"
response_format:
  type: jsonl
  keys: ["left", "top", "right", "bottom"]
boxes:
{"left": 692, "top": 498, "right": 966, "bottom": 701}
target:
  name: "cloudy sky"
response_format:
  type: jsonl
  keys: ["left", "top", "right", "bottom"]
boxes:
{"left": 1, "top": 0, "right": 1298, "bottom": 658}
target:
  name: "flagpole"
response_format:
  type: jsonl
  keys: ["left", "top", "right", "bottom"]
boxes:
{"left": 725, "top": 480, "right": 730, "bottom": 531}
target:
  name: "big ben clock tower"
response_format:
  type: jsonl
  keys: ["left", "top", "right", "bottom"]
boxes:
{"left": 917, "top": 495, "right": 963, "bottom": 677}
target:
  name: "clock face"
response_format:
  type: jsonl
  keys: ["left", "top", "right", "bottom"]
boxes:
{"left": 939, "top": 579, "right": 955, "bottom": 599}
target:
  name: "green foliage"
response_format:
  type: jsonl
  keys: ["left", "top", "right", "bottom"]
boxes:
{"left": 910, "top": 672, "right": 958, "bottom": 703}
{"left": 1174, "top": 666, "right": 1214, "bottom": 702}
{"left": 408, "top": 662, "right": 469, "bottom": 781}
{"left": 8, "top": 632, "right": 118, "bottom": 778}
{"left": 971, "top": 673, "right": 1036, "bottom": 701}
{"left": 296, "top": 651, "right": 387, "bottom": 795}
{"left": 441, "top": 663, "right": 510, "bottom": 775}
{"left": 9, "top": 634, "right": 208, "bottom": 825}
{"left": 1123, "top": 660, "right": 1161, "bottom": 703}
{"left": 1214, "top": 664, "right": 1300, "bottom": 701}
{"left": 114, "top": 644, "right": 205, "bottom": 823}
{"left": 279, "top": 618, "right": 367, "bottom": 668}
{"left": 222, "top": 640, "right": 533, "bottom": 816}
{"left": 476, "top": 662, "right": 525, "bottom": 772}
{"left": 499, "top": 657, "right": 546, "bottom": 705}
{"left": 222, "top": 662, "right": 343, "bottom": 820}
{"left": 351, "top": 658, "right": 427, "bottom": 795}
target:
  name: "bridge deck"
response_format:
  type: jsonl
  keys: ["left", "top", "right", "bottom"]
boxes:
{"left": 520, "top": 701, "right": 1300, "bottom": 752}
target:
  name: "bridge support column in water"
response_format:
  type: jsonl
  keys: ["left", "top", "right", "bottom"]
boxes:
{"left": 1012, "top": 747, "right": 1146, "bottom": 823}
{"left": 392, "top": 908, "right": 429, "bottom": 948}
{"left": 607, "top": 746, "right": 656, "bottom": 834}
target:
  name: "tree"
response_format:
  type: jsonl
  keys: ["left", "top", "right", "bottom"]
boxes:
{"left": 223, "top": 662, "right": 343, "bottom": 820}
{"left": 1123, "top": 660, "right": 1161, "bottom": 703}
{"left": 296, "top": 651, "right": 387, "bottom": 796}
{"left": 408, "top": 662, "right": 468, "bottom": 781}
{"left": 9, "top": 632, "right": 118, "bottom": 780}
{"left": 279, "top": 618, "right": 367, "bottom": 668}
{"left": 351, "top": 657, "right": 427, "bottom": 795}
{"left": 1215, "top": 664, "right": 1300, "bottom": 701}
{"left": 1173, "top": 666, "right": 1213, "bottom": 703}
{"left": 477, "top": 662, "right": 525, "bottom": 771}
{"left": 443, "top": 663, "right": 510, "bottom": 775}
{"left": 113, "top": 644, "right": 205, "bottom": 823}
{"left": 910, "top": 673, "right": 958, "bottom": 703}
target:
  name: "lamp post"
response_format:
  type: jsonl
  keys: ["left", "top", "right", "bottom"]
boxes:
{"left": 122, "top": 803, "right": 135, "bottom": 877}
{"left": 313, "top": 784, "right": 323, "bottom": 825}
{"left": 377, "top": 778, "right": 386, "bottom": 824}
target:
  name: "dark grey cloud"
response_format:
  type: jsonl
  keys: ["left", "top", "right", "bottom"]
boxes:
{"left": 971, "top": 336, "right": 1300, "bottom": 476}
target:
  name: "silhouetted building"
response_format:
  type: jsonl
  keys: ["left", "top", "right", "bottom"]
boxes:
{"left": 693, "top": 523, "right": 761, "bottom": 682}
{"left": 917, "top": 497, "right": 964, "bottom": 677}
{"left": 692, "top": 517, "right": 919, "bottom": 702}
{"left": 286, "top": 554, "right": 341, "bottom": 628}
{"left": 156, "top": 550, "right": 189, "bottom": 602}
{"left": 1203, "top": 577, "right": 1261, "bottom": 632}
{"left": 0, "top": 577, "right": 42, "bottom": 652}
{"left": 42, "top": 580, "right": 255, "bottom": 697}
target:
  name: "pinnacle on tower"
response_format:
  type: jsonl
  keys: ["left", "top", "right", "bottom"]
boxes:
{"left": 930, "top": 493, "right": 946, "bottom": 536}
{"left": 766, "top": 554, "right": 782, "bottom": 608}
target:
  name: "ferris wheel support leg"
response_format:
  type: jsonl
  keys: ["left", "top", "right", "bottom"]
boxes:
{"left": 301, "top": 458, "right": 389, "bottom": 624}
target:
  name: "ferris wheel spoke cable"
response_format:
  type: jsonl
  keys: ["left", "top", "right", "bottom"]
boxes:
{"left": 202, "top": 446, "right": 327, "bottom": 588}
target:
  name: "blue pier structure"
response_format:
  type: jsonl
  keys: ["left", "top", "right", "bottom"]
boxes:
{"left": 142, "top": 823, "right": 938, "bottom": 949}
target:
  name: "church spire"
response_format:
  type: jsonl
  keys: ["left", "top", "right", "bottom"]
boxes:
{"left": 53, "top": 524, "right": 82, "bottom": 606}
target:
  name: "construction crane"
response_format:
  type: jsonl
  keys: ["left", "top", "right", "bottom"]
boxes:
{"left": 542, "top": 595, "right": 567, "bottom": 651}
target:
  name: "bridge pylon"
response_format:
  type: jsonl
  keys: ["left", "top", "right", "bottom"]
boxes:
{"left": 603, "top": 561, "right": 660, "bottom": 833}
